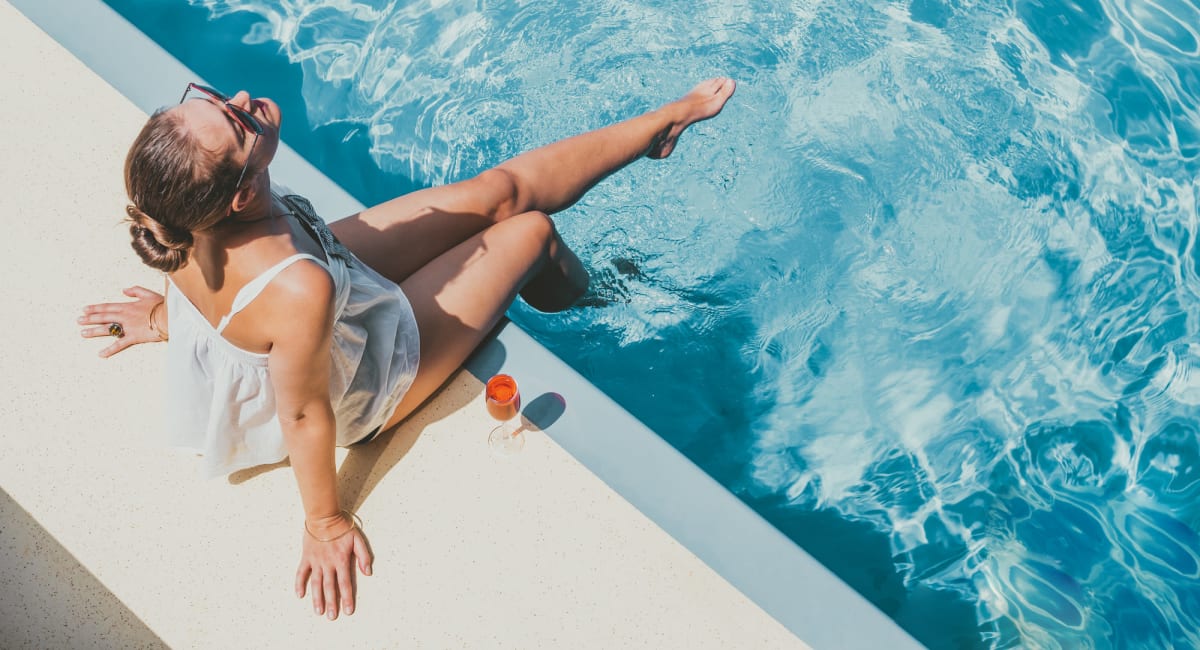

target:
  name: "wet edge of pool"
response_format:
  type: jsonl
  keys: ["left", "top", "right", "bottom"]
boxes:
{"left": 9, "top": 1, "right": 923, "bottom": 647}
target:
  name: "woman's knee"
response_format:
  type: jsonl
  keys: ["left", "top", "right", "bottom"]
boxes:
{"left": 509, "top": 211, "right": 590, "bottom": 312}
{"left": 472, "top": 168, "right": 522, "bottom": 222}
{"left": 507, "top": 210, "right": 557, "bottom": 251}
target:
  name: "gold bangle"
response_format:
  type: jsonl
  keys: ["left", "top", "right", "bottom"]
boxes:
{"left": 148, "top": 301, "right": 169, "bottom": 342}
{"left": 304, "top": 510, "right": 362, "bottom": 543}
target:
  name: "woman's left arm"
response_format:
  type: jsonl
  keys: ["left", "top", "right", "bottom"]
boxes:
{"left": 79, "top": 285, "right": 169, "bottom": 357}
{"left": 264, "top": 261, "right": 372, "bottom": 620}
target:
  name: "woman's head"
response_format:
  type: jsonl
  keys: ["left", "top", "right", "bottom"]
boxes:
{"left": 124, "top": 85, "right": 280, "bottom": 273}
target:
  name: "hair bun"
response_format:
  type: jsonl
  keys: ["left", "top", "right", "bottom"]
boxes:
{"left": 127, "top": 205, "right": 193, "bottom": 250}
{"left": 126, "top": 205, "right": 191, "bottom": 272}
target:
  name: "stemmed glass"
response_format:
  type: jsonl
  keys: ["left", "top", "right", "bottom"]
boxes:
{"left": 485, "top": 374, "right": 524, "bottom": 455}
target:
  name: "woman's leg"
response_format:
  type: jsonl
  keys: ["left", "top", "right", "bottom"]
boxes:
{"left": 378, "top": 211, "right": 587, "bottom": 428}
{"left": 331, "top": 78, "right": 735, "bottom": 285}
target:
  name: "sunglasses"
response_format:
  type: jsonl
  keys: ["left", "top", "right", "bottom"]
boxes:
{"left": 179, "top": 83, "right": 265, "bottom": 189}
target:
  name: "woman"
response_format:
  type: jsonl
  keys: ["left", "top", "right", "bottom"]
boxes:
{"left": 79, "top": 77, "right": 735, "bottom": 620}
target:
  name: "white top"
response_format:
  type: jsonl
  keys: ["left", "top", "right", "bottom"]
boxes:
{"left": 164, "top": 193, "right": 420, "bottom": 477}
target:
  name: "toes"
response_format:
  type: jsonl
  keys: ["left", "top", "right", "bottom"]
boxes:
{"left": 696, "top": 76, "right": 732, "bottom": 97}
{"left": 692, "top": 78, "right": 723, "bottom": 97}
{"left": 712, "top": 77, "right": 735, "bottom": 99}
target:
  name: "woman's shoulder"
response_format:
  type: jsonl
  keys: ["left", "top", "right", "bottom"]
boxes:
{"left": 262, "top": 255, "right": 335, "bottom": 302}
{"left": 254, "top": 257, "right": 337, "bottom": 358}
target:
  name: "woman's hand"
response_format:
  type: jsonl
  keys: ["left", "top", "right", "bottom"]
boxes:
{"left": 296, "top": 512, "right": 373, "bottom": 620}
{"left": 78, "top": 286, "right": 166, "bottom": 358}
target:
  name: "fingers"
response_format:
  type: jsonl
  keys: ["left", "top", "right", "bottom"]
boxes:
{"left": 80, "top": 325, "right": 117, "bottom": 339}
{"left": 78, "top": 309, "right": 134, "bottom": 342}
{"left": 99, "top": 337, "right": 136, "bottom": 359}
{"left": 310, "top": 569, "right": 325, "bottom": 616}
{"left": 81, "top": 322, "right": 140, "bottom": 357}
{"left": 78, "top": 312, "right": 129, "bottom": 341}
{"left": 300, "top": 538, "right": 368, "bottom": 620}
{"left": 295, "top": 563, "right": 311, "bottom": 599}
{"left": 78, "top": 307, "right": 126, "bottom": 323}
{"left": 123, "top": 286, "right": 161, "bottom": 300}
{"left": 323, "top": 570, "right": 339, "bottom": 620}
{"left": 338, "top": 567, "right": 354, "bottom": 616}
{"left": 79, "top": 287, "right": 162, "bottom": 325}
{"left": 355, "top": 532, "right": 373, "bottom": 576}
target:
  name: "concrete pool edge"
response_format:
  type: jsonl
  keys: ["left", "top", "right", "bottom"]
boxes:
{"left": 8, "top": 1, "right": 922, "bottom": 647}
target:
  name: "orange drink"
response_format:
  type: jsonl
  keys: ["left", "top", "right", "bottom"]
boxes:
{"left": 485, "top": 374, "right": 520, "bottom": 421}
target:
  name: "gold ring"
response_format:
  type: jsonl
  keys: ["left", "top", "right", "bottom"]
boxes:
{"left": 108, "top": 322, "right": 125, "bottom": 338}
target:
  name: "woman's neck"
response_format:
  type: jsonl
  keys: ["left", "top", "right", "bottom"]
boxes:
{"left": 188, "top": 180, "right": 291, "bottom": 258}
{"left": 226, "top": 173, "right": 279, "bottom": 223}
{"left": 193, "top": 175, "right": 288, "bottom": 238}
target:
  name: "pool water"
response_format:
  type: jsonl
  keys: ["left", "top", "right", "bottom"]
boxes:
{"left": 104, "top": 0, "right": 1200, "bottom": 647}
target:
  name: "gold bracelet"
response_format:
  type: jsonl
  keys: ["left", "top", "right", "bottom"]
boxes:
{"left": 148, "top": 301, "right": 169, "bottom": 342}
{"left": 304, "top": 510, "right": 363, "bottom": 543}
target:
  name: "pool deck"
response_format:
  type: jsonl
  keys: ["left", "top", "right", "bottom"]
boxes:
{"left": 0, "top": 2, "right": 923, "bottom": 648}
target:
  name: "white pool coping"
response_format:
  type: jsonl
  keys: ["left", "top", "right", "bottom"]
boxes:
{"left": 1, "top": 1, "right": 923, "bottom": 648}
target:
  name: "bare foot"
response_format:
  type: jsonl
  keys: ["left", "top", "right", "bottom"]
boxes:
{"left": 647, "top": 77, "right": 736, "bottom": 159}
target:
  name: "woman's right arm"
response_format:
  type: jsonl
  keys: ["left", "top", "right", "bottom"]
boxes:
{"left": 264, "top": 261, "right": 372, "bottom": 620}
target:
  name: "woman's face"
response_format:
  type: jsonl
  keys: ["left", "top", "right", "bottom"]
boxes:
{"left": 174, "top": 89, "right": 282, "bottom": 186}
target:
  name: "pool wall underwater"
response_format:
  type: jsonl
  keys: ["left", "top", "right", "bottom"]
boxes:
{"left": 9, "top": 0, "right": 921, "bottom": 648}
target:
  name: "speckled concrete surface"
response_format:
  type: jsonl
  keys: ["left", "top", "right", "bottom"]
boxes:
{"left": 0, "top": 2, "right": 807, "bottom": 648}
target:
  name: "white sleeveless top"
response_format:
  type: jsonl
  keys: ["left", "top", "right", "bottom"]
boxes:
{"left": 164, "top": 193, "right": 420, "bottom": 477}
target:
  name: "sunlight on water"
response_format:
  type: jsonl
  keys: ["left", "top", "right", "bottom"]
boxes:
{"left": 184, "top": 0, "right": 1200, "bottom": 646}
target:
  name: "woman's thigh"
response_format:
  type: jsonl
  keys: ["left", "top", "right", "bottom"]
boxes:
{"left": 377, "top": 211, "right": 561, "bottom": 428}
{"left": 328, "top": 169, "right": 519, "bottom": 284}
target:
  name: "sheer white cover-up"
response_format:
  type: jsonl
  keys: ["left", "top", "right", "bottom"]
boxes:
{"left": 163, "top": 192, "right": 420, "bottom": 477}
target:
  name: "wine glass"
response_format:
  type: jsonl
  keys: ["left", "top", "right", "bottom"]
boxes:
{"left": 485, "top": 374, "right": 524, "bottom": 455}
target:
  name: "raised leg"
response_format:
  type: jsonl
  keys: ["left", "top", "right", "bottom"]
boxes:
{"left": 330, "top": 78, "right": 736, "bottom": 285}
{"left": 492, "top": 76, "right": 737, "bottom": 216}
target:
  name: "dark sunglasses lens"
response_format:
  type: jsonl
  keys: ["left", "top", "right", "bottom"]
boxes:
{"left": 227, "top": 105, "right": 264, "bottom": 134}
{"left": 183, "top": 84, "right": 263, "bottom": 134}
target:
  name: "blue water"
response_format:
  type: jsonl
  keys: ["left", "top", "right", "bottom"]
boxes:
{"left": 104, "top": 0, "right": 1200, "bottom": 647}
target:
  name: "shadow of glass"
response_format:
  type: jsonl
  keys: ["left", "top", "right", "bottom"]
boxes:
{"left": 521, "top": 392, "right": 566, "bottom": 431}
